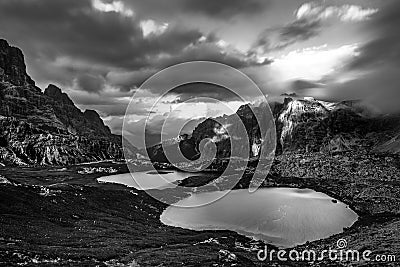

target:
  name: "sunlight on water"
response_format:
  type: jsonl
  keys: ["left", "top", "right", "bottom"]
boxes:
{"left": 97, "top": 171, "right": 203, "bottom": 190}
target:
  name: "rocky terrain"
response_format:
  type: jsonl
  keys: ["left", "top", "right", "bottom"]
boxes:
{"left": 0, "top": 154, "right": 398, "bottom": 266}
{"left": 137, "top": 72, "right": 400, "bottom": 266}
{"left": 0, "top": 39, "right": 138, "bottom": 166}
{"left": 147, "top": 94, "right": 400, "bottom": 166}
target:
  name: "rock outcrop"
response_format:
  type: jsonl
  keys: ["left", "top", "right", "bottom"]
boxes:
{"left": 0, "top": 39, "right": 136, "bottom": 166}
{"left": 277, "top": 98, "right": 330, "bottom": 151}
{"left": 0, "top": 39, "right": 35, "bottom": 86}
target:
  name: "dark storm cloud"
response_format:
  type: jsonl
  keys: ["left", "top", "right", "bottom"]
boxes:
{"left": 167, "top": 82, "right": 241, "bottom": 103}
{"left": 327, "top": 0, "right": 400, "bottom": 113}
{"left": 253, "top": 17, "right": 322, "bottom": 53}
{"left": 106, "top": 70, "right": 156, "bottom": 92}
{"left": 252, "top": 2, "right": 377, "bottom": 54}
{"left": 105, "top": 34, "right": 272, "bottom": 92}
{"left": 121, "top": 0, "right": 269, "bottom": 20}
{"left": 291, "top": 79, "right": 324, "bottom": 91}
{"left": 279, "top": 19, "right": 321, "bottom": 47}
{"left": 0, "top": 0, "right": 266, "bottom": 94}
{"left": 182, "top": 0, "right": 267, "bottom": 19}
{"left": 151, "top": 41, "right": 271, "bottom": 69}
{"left": 76, "top": 73, "right": 105, "bottom": 93}
{"left": 0, "top": 0, "right": 200, "bottom": 69}
{"left": 347, "top": 1, "right": 400, "bottom": 71}
{"left": 69, "top": 92, "right": 155, "bottom": 117}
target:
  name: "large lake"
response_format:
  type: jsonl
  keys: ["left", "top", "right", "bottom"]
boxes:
{"left": 160, "top": 187, "right": 358, "bottom": 248}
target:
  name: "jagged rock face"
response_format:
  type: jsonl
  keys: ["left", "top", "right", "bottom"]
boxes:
{"left": 42, "top": 84, "right": 112, "bottom": 137}
{"left": 0, "top": 39, "right": 133, "bottom": 166}
{"left": 0, "top": 117, "right": 123, "bottom": 165}
{"left": 277, "top": 98, "right": 329, "bottom": 151}
{"left": 0, "top": 94, "right": 125, "bottom": 165}
{"left": 0, "top": 84, "right": 126, "bottom": 165}
{"left": 0, "top": 39, "right": 35, "bottom": 86}
{"left": 275, "top": 98, "right": 373, "bottom": 152}
{"left": 275, "top": 97, "right": 400, "bottom": 154}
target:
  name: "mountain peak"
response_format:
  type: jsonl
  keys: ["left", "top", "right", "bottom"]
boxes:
{"left": 236, "top": 103, "right": 252, "bottom": 116}
{"left": 83, "top": 109, "right": 102, "bottom": 124}
{"left": 0, "top": 39, "right": 9, "bottom": 47}
{"left": 0, "top": 39, "right": 35, "bottom": 86}
{"left": 44, "top": 84, "right": 74, "bottom": 105}
{"left": 84, "top": 109, "right": 112, "bottom": 135}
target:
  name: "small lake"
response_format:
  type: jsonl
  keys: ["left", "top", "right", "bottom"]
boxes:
{"left": 97, "top": 170, "right": 208, "bottom": 190}
{"left": 160, "top": 187, "right": 358, "bottom": 248}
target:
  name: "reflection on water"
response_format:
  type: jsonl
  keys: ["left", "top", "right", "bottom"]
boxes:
{"left": 160, "top": 187, "right": 358, "bottom": 248}
{"left": 97, "top": 170, "right": 207, "bottom": 190}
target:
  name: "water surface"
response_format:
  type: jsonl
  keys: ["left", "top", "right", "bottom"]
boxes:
{"left": 97, "top": 170, "right": 208, "bottom": 190}
{"left": 160, "top": 187, "right": 358, "bottom": 248}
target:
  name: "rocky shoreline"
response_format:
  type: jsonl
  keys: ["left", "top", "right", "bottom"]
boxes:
{"left": 0, "top": 154, "right": 398, "bottom": 266}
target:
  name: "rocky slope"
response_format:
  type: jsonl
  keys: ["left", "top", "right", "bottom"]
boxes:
{"left": 275, "top": 97, "right": 400, "bottom": 154}
{"left": 0, "top": 39, "right": 134, "bottom": 166}
{"left": 147, "top": 96, "right": 400, "bottom": 163}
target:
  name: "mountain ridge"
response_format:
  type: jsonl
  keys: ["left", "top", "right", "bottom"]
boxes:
{"left": 0, "top": 38, "right": 136, "bottom": 166}
{"left": 146, "top": 96, "right": 400, "bottom": 163}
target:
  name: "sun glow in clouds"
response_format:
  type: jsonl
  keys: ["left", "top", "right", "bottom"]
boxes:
{"left": 162, "top": 100, "right": 245, "bottom": 120}
{"left": 92, "top": 0, "right": 134, "bottom": 17}
{"left": 140, "top": 20, "right": 169, "bottom": 37}
{"left": 296, "top": 2, "right": 378, "bottom": 22}
{"left": 270, "top": 44, "right": 359, "bottom": 81}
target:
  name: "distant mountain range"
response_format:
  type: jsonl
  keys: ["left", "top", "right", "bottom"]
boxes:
{"left": 0, "top": 39, "right": 139, "bottom": 166}
{"left": 147, "top": 97, "right": 400, "bottom": 163}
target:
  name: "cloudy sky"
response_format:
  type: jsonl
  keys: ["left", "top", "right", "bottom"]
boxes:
{"left": 1, "top": 0, "right": 399, "bottom": 147}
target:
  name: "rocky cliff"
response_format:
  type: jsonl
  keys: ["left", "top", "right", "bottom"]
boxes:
{"left": 0, "top": 39, "right": 35, "bottom": 86}
{"left": 0, "top": 39, "right": 134, "bottom": 166}
{"left": 147, "top": 96, "right": 400, "bottom": 163}
{"left": 275, "top": 97, "right": 400, "bottom": 154}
